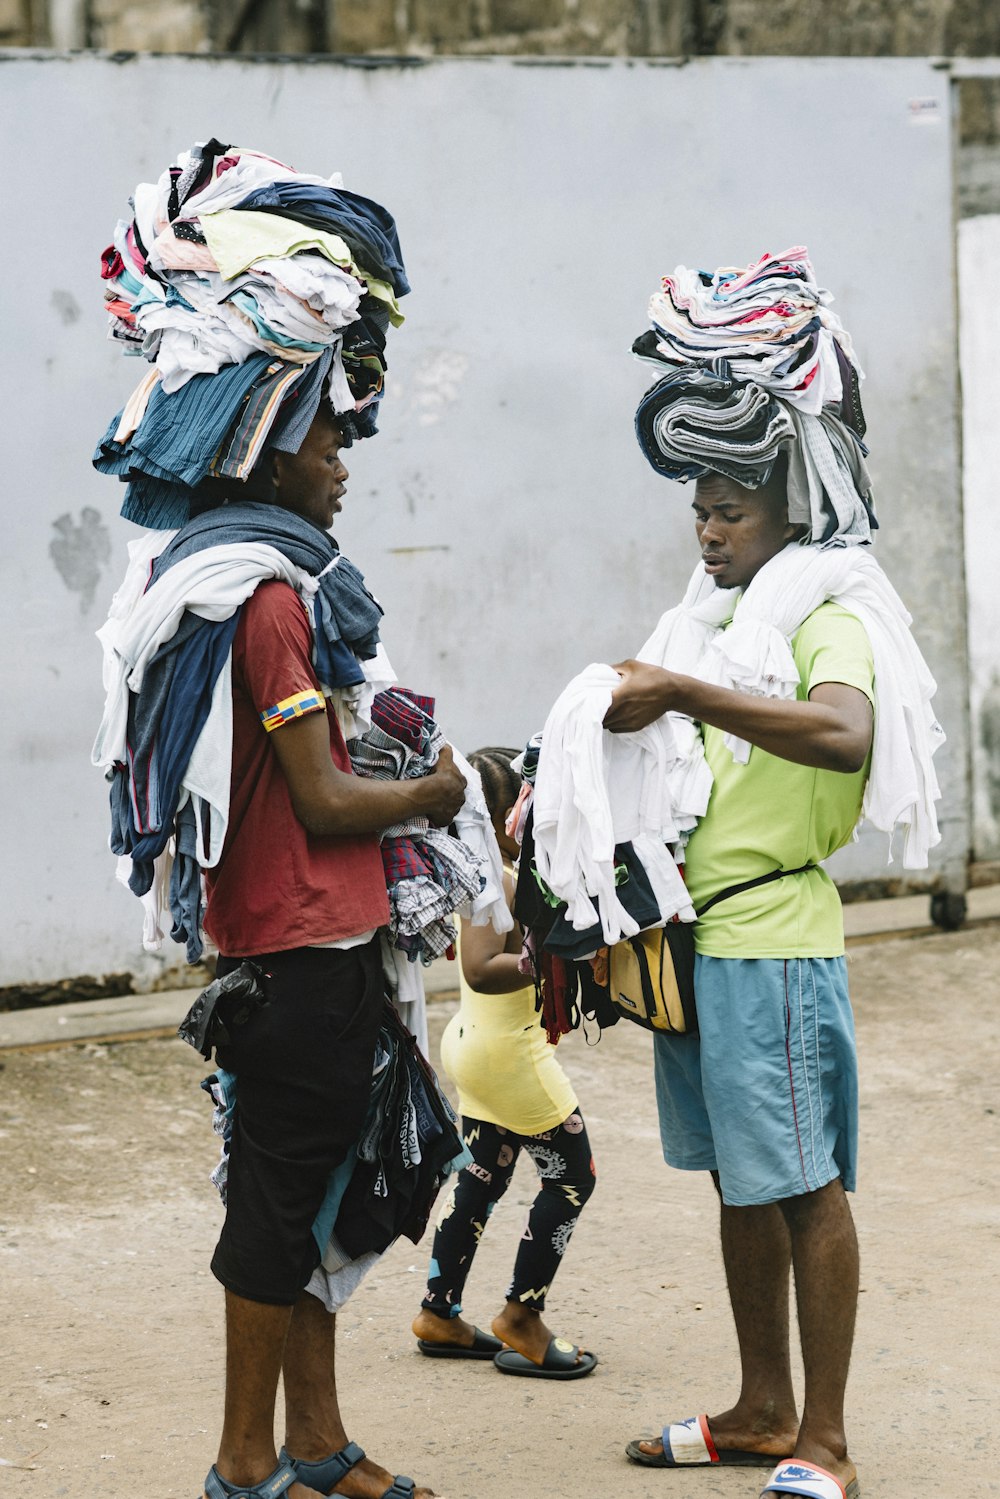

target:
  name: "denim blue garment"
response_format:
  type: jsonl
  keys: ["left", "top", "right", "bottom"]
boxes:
{"left": 94, "top": 411, "right": 189, "bottom": 486}
{"left": 152, "top": 501, "right": 383, "bottom": 675}
{"left": 108, "top": 765, "right": 146, "bottom": 879}
{"left": 170, "top": 797, "right": 206, "bottom": 963}
{"left": 93, "top": 353, "right": 306, "bottom": 529}
{"left": 108, "top": 506, "right": 383, "bottom": 939}
{"left": 234, "top": 182, "right": 410, "bottom": 297}
{"left": 119, "top": 612, "right": 242, "bottom": 885}
{"left": 267, "top": 348, "right": 334, "bottom": 454}
{"left": 121, "top": 353, "right": 280, "bottom": 488}
{"left": 120, "top": 474, "right": 200, "bottom": 530}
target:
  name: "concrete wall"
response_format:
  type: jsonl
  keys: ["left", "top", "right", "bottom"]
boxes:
{"left": 958, "top": 213, "right": 1000, "bottom": 862}
{"left": 0, "top": 53, "right": 967, "bottom": 986}
{"left": 6, "top": 3, "right": 1000, "bottom": 210}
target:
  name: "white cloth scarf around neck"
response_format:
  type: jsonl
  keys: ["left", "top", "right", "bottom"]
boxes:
{"left": 637, "top": 542, "right": 945, "bottom": 869}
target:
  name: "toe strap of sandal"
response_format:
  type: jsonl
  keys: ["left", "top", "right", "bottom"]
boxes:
{"left": 381, "top": 1479, "right": 416, "bottom": 1499}
{"left": 280, "top": 1440, "right": 367, "bottom": 1491}
{"left": 761, "top": 1459, "right": 850, "bottom": 1499}
{"left": 204, "top": 1462, "right": 298, "bottom": 1499}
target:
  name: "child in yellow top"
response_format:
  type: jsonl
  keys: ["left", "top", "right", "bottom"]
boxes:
{"left": 411, "top": 748, "right": 597, "bottom": 1379}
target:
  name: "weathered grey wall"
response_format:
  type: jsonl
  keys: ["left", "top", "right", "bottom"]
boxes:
{"left": 959, "top": 213, "right": 1000, "bottom": 862}
{"left": 0, "top": 53, "right": 967, "bottom": 986}
{"left": 7, "top": 3, "right": 1000, "bottom": 215}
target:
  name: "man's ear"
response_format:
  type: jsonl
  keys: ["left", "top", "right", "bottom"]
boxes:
{"left": 245, "top": 451, "right": 280, "bottom": 502}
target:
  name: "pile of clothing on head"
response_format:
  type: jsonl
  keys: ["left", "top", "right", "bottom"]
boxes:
{"left": 632, "top": 247, "right": 875, "bottom": 546}
{"left": 91, "top": 140, "right": 511, "bottom": 984}
{"left": 95, "top": 138, "right": 408, "bottom": 530}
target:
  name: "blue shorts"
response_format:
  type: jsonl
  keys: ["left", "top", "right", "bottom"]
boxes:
{"left": 653, "top": 955, "right": 858, "bottom": 1207}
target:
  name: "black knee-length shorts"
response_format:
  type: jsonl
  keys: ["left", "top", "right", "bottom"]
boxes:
{"left": 210, "top": 940, "right": 384, "bottom": 1305}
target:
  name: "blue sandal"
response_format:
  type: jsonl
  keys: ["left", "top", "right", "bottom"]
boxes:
{"left": 203, "top": 1461, "right": 297, "bottom": 1499}
{"left": 280, "top": 1441, "right": 416, "bottom": 1498}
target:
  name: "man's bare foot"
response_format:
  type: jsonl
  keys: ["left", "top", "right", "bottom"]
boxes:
{"left": 788, "top": 1443, "right": 858, "bottom": 1494}
{"left": 280, "top": 1446, "right": 437, "bottom": 1499}
{"left": 491, "top": 1300, "right": 585, "bottom": 1368}
{"left": 633, "top": 1402, "right": 798, "bottom": 1462}
{"left": 411, "top": 1307, "right": 483, "bottom": 1349}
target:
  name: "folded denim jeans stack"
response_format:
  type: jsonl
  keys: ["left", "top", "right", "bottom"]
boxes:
{"left": 632, "top": 246, "right": 876, "bottom": 546}
{"left": 95, "top": 139, "right": 409, "bottom": 528}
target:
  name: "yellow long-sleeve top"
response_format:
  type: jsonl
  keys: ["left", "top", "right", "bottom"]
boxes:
{"left": 438, "top": 930, "right": 578, "bottom": 1137}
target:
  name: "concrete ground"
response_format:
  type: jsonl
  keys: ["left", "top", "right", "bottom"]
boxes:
{"left": 2, "top": 905, "right": 999, "bottom": 1498}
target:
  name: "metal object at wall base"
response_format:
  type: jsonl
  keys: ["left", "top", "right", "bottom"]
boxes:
{"left": 930, "top": 890, "right": 968, "bottom": 931}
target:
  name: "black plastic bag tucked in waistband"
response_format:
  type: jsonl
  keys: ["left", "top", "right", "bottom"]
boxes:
{"left": 177, "top": 960, "right": 268, "bottom": 1060}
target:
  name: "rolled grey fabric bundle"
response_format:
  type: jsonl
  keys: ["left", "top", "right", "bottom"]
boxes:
{"left": 634, "top": 362, "right": 795, "bottom": 487}
{"left": 632, "top": 250, "right": 875, "bottom": 546}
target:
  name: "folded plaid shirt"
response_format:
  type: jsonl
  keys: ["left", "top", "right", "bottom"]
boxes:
{"left": 381, "top": 837, "right": 433, "bottom": 886}
{"left": 422, "top": 828, "right": 482, "bottom": 905}
{"left": 392, "top": 876, "right": 453, "bottom": 934}
{"left": 393, "top": 914, "right": 456, "bottom": 963}
{"left": 371, "top": 687, "right": 438, "bottom": 755}
{"left": 350, "top": 722, "right": 440, "bottom": 781}
{"left": 346, "top": 684, "right": 483, "bottom": 963}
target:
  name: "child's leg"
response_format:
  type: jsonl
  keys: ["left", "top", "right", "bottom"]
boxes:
{"left": 420, "top": 1117, "right": 520, "bottom": 1320}
{"left": 507, "top": 1109, "right": 596, "bottom": 1311}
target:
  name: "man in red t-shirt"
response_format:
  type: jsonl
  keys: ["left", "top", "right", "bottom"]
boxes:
{"left": 200, "top": 407, "right": 464, "bottom": 1499}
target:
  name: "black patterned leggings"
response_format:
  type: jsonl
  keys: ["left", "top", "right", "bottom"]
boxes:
{"left": 421, "top": 1110, "right": 596, "bottom": 1317}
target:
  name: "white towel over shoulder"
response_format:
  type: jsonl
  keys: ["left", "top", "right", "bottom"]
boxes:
{"left": 638, "top": 543, "right": 945, "bottom": 868}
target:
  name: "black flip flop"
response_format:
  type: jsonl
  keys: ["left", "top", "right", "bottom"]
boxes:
{"left": 626, "top": 1439, "right": 774, "bottom": 1468}
{"left": 417, "top": 1326, "right": 504, "bottom": 1360}
{"left": 625, "top": 1415, "right": 782, "bottom": 1469}
{"left": 494, "top": 1335, "right": 598, "bottom": 1380}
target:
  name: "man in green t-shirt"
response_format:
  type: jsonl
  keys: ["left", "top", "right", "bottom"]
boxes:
{"left": 606, "top": 462, "right": 873, "bottom": 1499}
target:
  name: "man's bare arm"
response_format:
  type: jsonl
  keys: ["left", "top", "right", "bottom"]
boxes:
{"left": 604, "top": 661, "right": 872, "bottom": 774}
{"left": 269, "top": 710, "right": 466, "bottom": 834}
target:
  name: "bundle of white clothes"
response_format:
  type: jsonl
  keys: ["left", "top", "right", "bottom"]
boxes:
{"left": 534, "top": 542, "right": 943, "bottom": 946}
{"left": 532, "top": 668, "right": 705, "bottom": 947}
{"left": 637, "top": 541, "right": 944, "bottom": 868}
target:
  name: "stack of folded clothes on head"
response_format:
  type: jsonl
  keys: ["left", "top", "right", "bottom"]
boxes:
{"left": 634, "top": 246, "right": 860, "bottom": 416}
{"left": 632, "top": 246, "right": 875, "bottom": 545}
{"left": 95, "top": 138, "right": 408, "bottom": 529}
